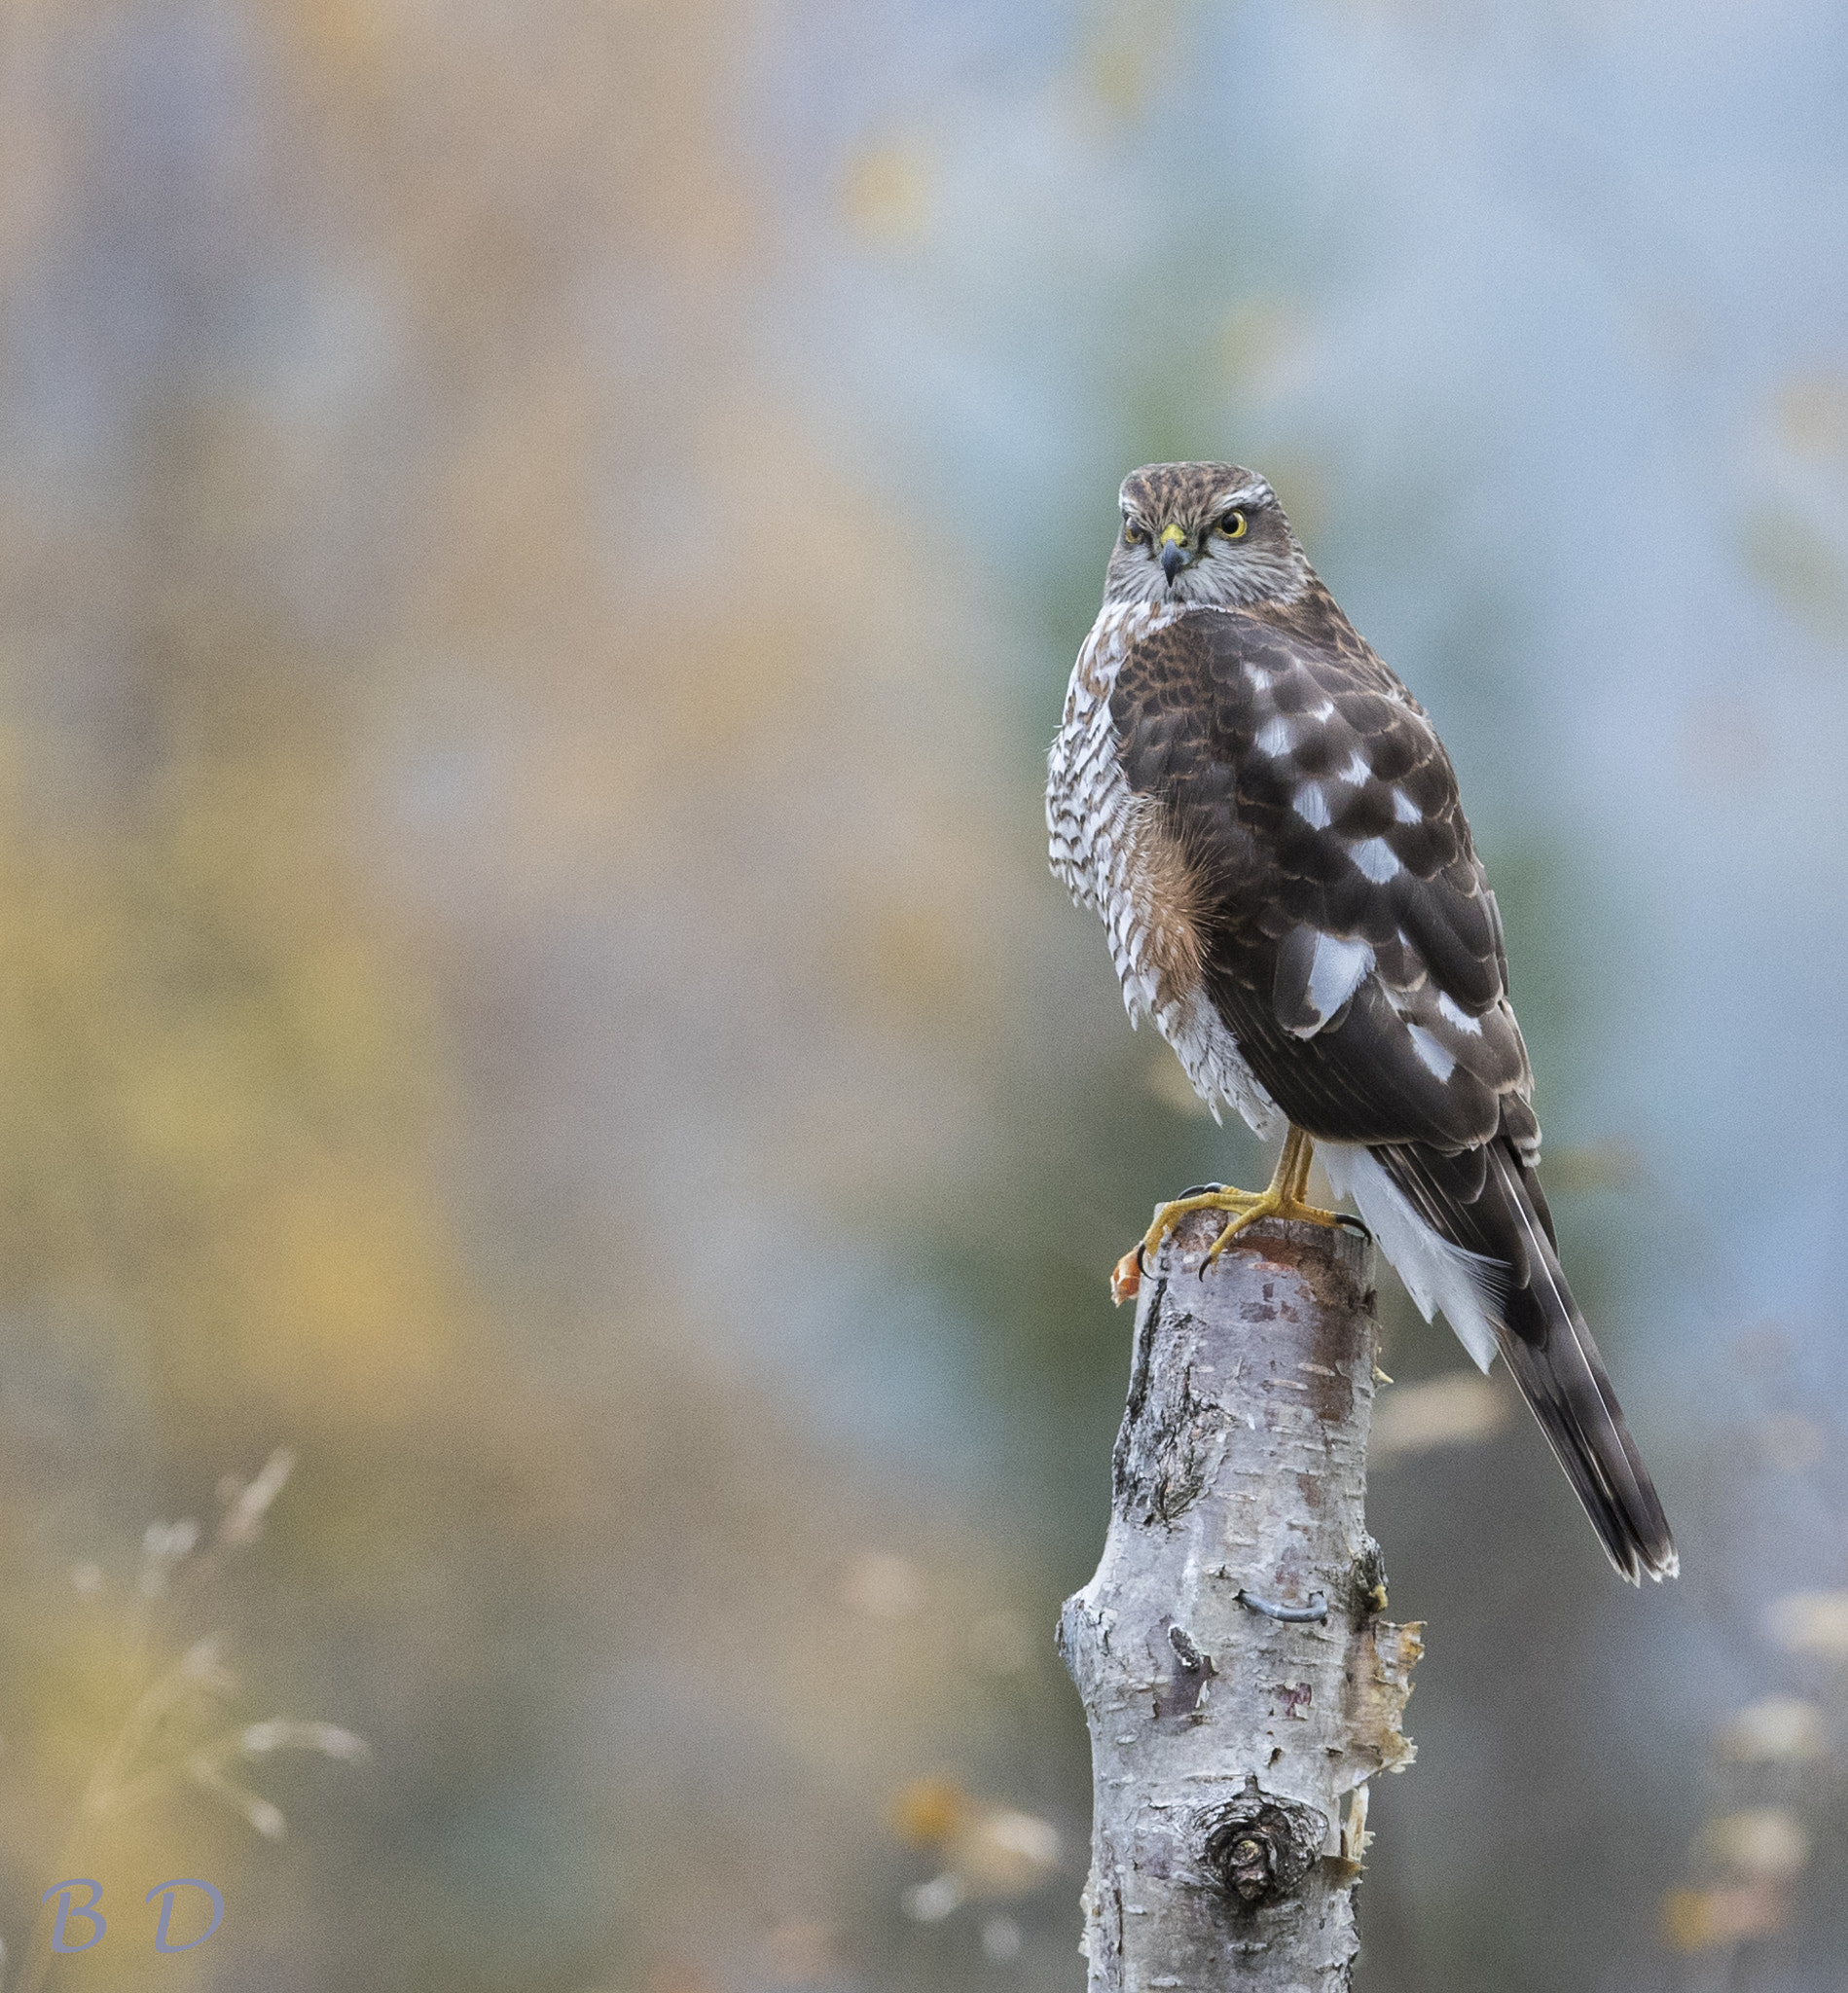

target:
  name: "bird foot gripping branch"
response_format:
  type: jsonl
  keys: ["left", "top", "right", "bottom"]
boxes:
{"left": 1109, "top": 1127, "right": 1349, "bottom": 1306}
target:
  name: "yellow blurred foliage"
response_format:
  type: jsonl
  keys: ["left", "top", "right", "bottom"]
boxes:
{"left": 841, "top": 143, "right": 933, "bottom": 244}
{"left": 0, "top": 1, "right": 1081, "bottom": 1981}
{"left": 0, "top": 743, "right": 469, "bottom": 1430}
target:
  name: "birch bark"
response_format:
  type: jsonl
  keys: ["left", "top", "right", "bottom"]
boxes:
{"left": 1059, "top": 1209, "right": 1422, "bottom": 1990}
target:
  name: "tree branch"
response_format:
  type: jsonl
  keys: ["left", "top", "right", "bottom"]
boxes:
{"left": 1059, "top": 1209, "right": 1421, "bottom": 1989}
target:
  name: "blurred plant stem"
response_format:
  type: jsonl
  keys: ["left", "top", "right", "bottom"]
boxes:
{"left": 4, "top": 1452, "right": 364, "bottom": 1993}
{"left": 10, "top": 1642, "right": 219, "bottom": 1993}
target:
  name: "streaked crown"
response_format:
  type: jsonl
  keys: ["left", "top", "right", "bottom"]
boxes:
{"left": 1118, "top": 461, "right": 1267, "bottom": 523}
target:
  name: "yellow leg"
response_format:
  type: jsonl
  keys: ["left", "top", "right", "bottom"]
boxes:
{"left": 1109, "top": 1127, "right": 1345, "bottom": 1305}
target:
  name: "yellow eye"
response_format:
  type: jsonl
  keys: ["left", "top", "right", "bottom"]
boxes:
{"left": 1122, "top": 520, "right": 1147, "bottom": 545}
{"left": 1217, "top": 511, "right": 1248, "bottom": 540}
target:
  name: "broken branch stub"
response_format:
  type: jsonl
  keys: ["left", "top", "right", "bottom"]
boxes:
{"left": 1058, "top": 1210, "right": 1422, "bottom": 1990}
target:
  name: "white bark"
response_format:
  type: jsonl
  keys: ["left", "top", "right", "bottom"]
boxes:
{"left": 1059, "top": 1210, "right": 1422, "bottom": 1989}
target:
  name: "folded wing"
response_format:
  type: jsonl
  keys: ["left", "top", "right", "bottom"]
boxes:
{"left": 1109, "top": 598, "right": 1677, "bottom": 1580}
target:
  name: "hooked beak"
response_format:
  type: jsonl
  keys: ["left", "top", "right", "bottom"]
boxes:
{"left": 1158, "top": 524, "right": 1189, "bottom": 584}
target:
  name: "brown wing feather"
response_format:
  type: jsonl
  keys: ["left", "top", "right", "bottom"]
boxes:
{"left": 1109, "top": 591, "right": 1526, "bottom": 1152}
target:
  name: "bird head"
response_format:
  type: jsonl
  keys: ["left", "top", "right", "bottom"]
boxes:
{"left": 1105, "top": 461, "right": 1310, "bottom": 608}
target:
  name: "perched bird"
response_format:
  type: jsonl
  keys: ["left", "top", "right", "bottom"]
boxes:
{"left": 1047, "top": 461, "right": 1676, "bottom": 1583}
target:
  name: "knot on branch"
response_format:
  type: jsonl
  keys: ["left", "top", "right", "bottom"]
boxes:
{"left": 1349, "top": 1535, "right": 1390, "bottom": 1622}
{"left": 1197, "top": 1782, "right": 1327, "bottom": 1906}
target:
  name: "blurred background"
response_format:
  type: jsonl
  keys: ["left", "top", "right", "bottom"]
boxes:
{"left": 0, "top": 1, "right": 1843, "bottom": 1988}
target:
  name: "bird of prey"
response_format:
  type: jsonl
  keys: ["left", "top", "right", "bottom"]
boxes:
{"left": 1047, "top": 461, "right": 1676, "bottom": 1583}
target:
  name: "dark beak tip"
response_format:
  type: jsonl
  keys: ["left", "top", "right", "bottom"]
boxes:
{"left": 1159, "top": 546, "right": 1186, "bottom": 582}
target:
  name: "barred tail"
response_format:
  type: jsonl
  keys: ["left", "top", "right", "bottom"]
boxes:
{"left": 1338, "top": 1135, "right": 1677, "bottom": 1584}
{"left": 1484, "top": 1148, "right": 1677, "bottom": 1583}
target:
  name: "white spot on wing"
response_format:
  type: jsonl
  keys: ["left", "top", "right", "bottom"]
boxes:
{"left": 1350, "top": 837, "right": 1399, "bottom": 883}
{"left": 1305, "top": 934, "right": 1373, "bottom": 1022}
{"left": 1338, "top": 749, "right": 1370, "bottom": 784}
{"left": 1306, "top": 698, "right": 1335, "bottom": 721}
{"left": 1436, "top": 991, "right": 1484, "bottom": 1034}
{"left": 1408, "top": 1025, "right": 1456, "bottom": 1082}
{"left": 1392, "top": 788, "right": 1422, "bottom": 824}
{"left": 1293, "top": 783, "right": 1331, "bottom": 829}
{"left": 1246, "top": 665, "right": 1274, "bottom": 692}
{"left": 1255, "top": 717, "right": 1293, "bottom": 756}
